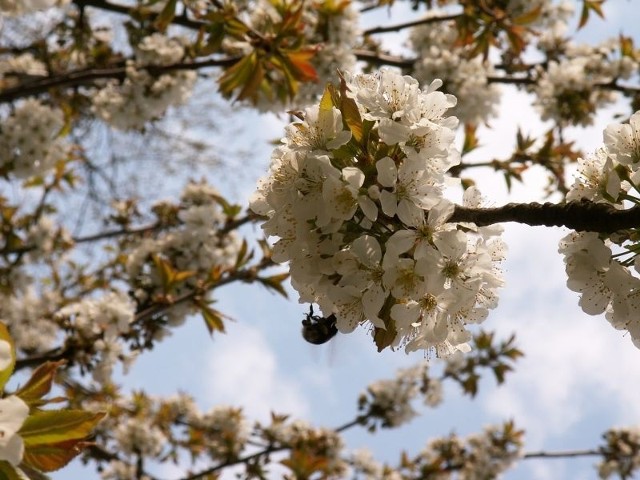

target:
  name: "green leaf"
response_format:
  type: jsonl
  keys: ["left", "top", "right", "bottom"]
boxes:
{"left": 201, "top": 22, "right": 225, "bottom": 55}
{"left": 234, "top": 239, "right": 251, "bottom": 269}
{"left": 237, "top": 58, "right": 265, "bottom": 102}
{"left": 0, "top": 461, "right": 28, "bottom": 480}
{"left": 153, "top": 0, "right": 177, "bottom": 31}
{"left": 0, "top": 323, "right": 16, "bottom": 393}
{"left": 503, "top": 171, "right": 512, "bottom": 192}
{"left": 15, "top": 361, "right": 65, "bottom": 406}
{"left": 257, "top": 273, "right": 289, "bottom": 298}
{"left": 21, "top": 176, "right": 44, "bottom": 188}
{"left": 197, "top": 302, "right": 226, "bottom": 336}
{"left": 14, "top": 464, "right": 48, "bottom": 480}
{"left": 578, "top": 0, "right": 605, "bottom": 30}
{"left": 319, "top": 84, "right": 334, "bottom": 112}
{"left": 620, "top": 34, "right": 635, "bottom": 58}
{"left": 151, "top": 254, "right": 195, "bottom": 292}
{"left": 513, "top": 5, "right": 542, "bottom": 25}
{"left": 219, "top": 52, "right": 259, "bottom": 101}
{"left": 20, "top": 410, "right": 106, "bottom": 447}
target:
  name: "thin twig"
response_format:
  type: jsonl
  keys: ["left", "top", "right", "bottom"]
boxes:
{"left": 72, "top": 0, "right": 205, "bottom": 30}
{"left": 523, "top": 449, "right": 601, "bottom": 459}
{"left": 363, "top": 13, "right": 461, "bottom": 36}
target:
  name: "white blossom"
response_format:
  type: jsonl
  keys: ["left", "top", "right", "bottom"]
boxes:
{"left": 252, "top": 69, "right": 503, "bottom": 353}
{"left": 0, "top": 396, "right": 29, "bottom": 466}
{"left": 0, "top": 99, "right": 67, "bottom": 178}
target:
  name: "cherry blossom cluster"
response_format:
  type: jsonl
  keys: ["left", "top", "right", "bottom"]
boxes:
{"left": 90, "top": 390, "right": 347, "bottom": 479}
{"left": 262, "top": 418, "right": 348, "bottom": 476}
{"left": 415, "top": 423, "right": 523, "bottom": 479}
{"left": 358, "top": 363, "right": 442, "bottom": 429}
{"left": 0, "top": 287, "right": 60, "bottom": 354}
{"left": 2, "top": 286, "right": 136, "bottom": 384}
{"left": 598, "top": 427, "right": 640, "bottom": 479}
{"left": 560, "top": 111, "right": 640, "bottom": 348}
{"left": 189, "top": 405, "right": 250, "bottom": 462}
{"left": 92, "top": 34, "right": 196, "bottom": 130}
{"left": 409, "top": 1, "right": 574, "bottom": 125}
{"left": 350, "top": 422, "right": 522, "bottom": 479}
{"left": 409, "top": 12, "right": 501, "bottom": 125}
{"left": 0, "top": 99, "right": 69, "bottom": 178}
{"left": 533, "top": 36, "right": 638, "bottom": 127}
{"left": 297, "top": 1, "right": 359, "bottom": 105}
{"left": 252, "top": 69, "right": 505, "bottom": 355}
{"left": 0, "top": 52, "right": 47, "bottom": 79}
{"left": 0, "top": 0, "right": 68, "bottom": 15}
{"left": 56, "top": 290, "right": 137, "bottom": 383}
{"left": 127, "top": 181, "right": 242, "bottom": 327}
{"left": 89, "top": 393, "right": 200, "bottom": 480}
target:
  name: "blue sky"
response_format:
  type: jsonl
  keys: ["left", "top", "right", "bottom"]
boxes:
{"left": 53, "top": 1, "right": 640, "bottom": 479}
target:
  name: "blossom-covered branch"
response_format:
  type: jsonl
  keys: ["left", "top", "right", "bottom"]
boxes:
{"left": 0, "top": 57, "right": 240, "bottom": 104}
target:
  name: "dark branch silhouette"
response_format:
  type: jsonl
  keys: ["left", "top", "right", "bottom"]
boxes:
{"left": 0, "top": 57, "right": 240, "bottom": 104}
{"left": 452, "top": 201, "right": 640, "bottom": 233}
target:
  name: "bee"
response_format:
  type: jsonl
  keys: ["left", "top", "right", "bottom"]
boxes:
{"left": 301, "top": 305, "right": 338, "bottom": 345}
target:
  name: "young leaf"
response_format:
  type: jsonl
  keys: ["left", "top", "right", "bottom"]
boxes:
{"left": 257, "top": 273, "right": 289, "bottom": 298}
{"left": 236, "top": 59, "right": 265, "bottom": 102}
{"left": 0, "top": 461, "right": 26, "bottom": 480}
{"left": 219, "top": 52, "right": 259, "bottom": 101}
{"left": 153, "top": 0, "right": 177, "bottom": 31}
{"left": 0, "top": 323, "right": 16, "bottom": 393}
{"left": 336, "top": 75, "right": 363, "bottom": 143}
{"left": 578, "top": 0, "right": 605, "bottom": 30}
{"left": 234, "top": 239, "right": 251, "bottom": 269}
{"left": 197, "top": 302, "right": 226, "bottom": 336}
{"left": 512, "top": 4, "right": 542, "bottom": 25}
{"left": 462, "top": 123, "right": 479, "bottom": 155}
{"left": 22, "top": 440, "right": 96, "bottom": 473}
{"left": 15, "top": 360, "right": 66, "bottom": 406}
{"left": 620, "top": 34, "right": 635, "bottom": 58}
{"left": 319, "top": 84, "right": 335, "bottom": 112}
{"left": 20, "top": 410, "right": 106, "bottom": 447}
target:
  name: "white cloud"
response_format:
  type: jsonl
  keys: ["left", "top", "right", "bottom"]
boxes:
{"left": 481, "top": 222, "right": 640, "bottom": 452}
{"left": 202, "top": 322, "right": 310, "bottom": 422}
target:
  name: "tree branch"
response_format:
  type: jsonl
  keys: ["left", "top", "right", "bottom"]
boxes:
{"left": 523, "top": 449, "right": 601, "bottom": 459}
{"left": 0, "top": 57, "right": 240, "bottom": 104}
{"left": 1, "top": 213, "right": 254, "bottom": 257}
{"left": 451, "top": 201, "right": 640, "bottom": 233}
{"left": 363, "top": 13, "right": 461, "bottom": 36}
{"left": 354, "top": 49, "right": 413, "bottom": 69}
{"left": 72, "top": 0, "right": 206, "bottom": 30}
{"left": 174, "top": 415, "right": 368, "bottom": 480}
{"left": 14, "top": 255, "right": 275, "bottom": 372}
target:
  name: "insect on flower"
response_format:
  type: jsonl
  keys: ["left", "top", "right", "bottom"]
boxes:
{"left": 301, "top": 305, "right": 338, "bottom": 345}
